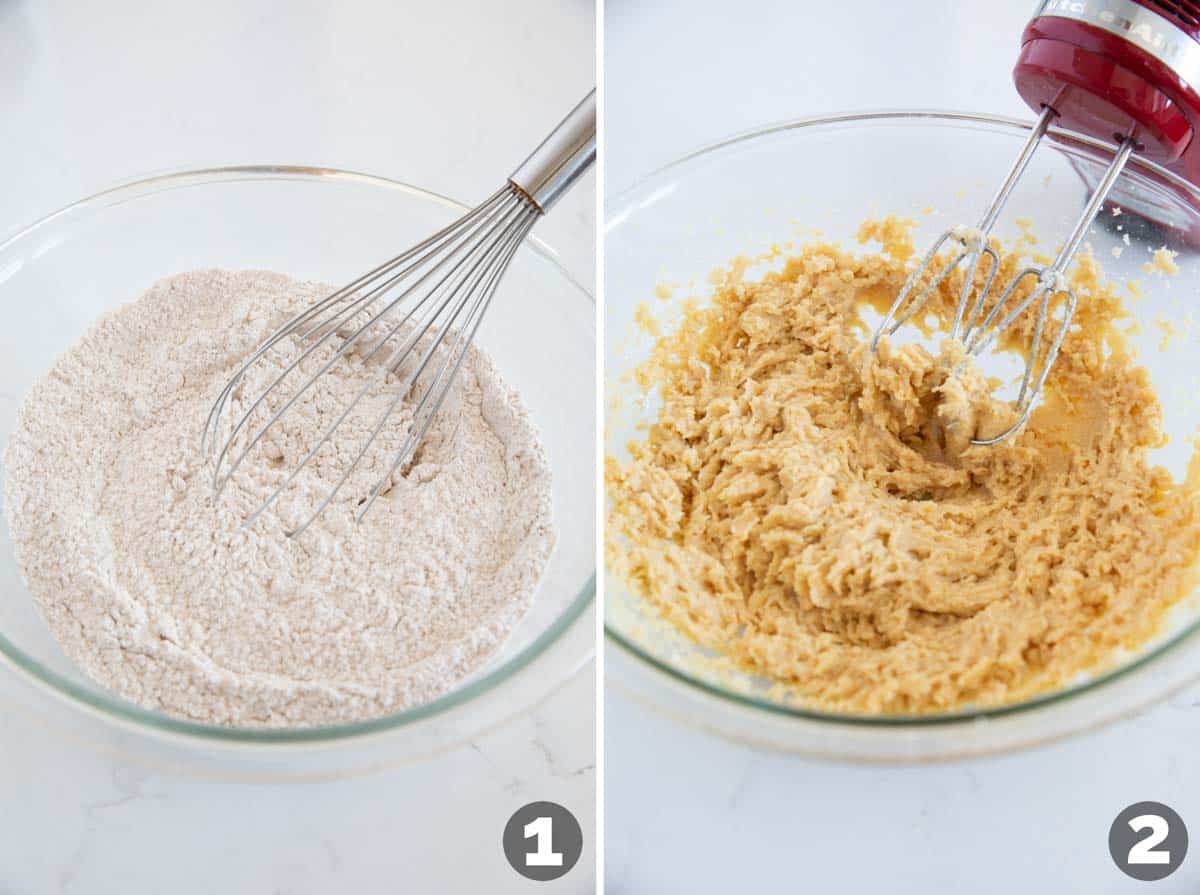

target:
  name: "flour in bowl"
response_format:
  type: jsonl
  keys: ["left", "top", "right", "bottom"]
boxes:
{"left": 3, "top": 270, "right": 555, "bottom": 727}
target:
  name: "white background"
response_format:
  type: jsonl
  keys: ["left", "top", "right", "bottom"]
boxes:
{"left": 605, "top": 1, "right": 1200, "bottom": 893}
{"left": 0, "top": 1, "right": 596, "bottom": 892}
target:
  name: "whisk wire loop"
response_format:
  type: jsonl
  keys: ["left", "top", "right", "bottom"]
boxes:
{"left": 278, "top": 198, "right": 538, "bottom": 537}
{"left": 205, "top": 184, "right": 540, "bottom": 536}
{"left": 207, "top": 189, "right": 518, "bottom": 494}
{"left": 355, "top": 214, "right": 533, "bottom": 526}
{"left": 201, "top": 89, "right": 595, "bottom": 532}
{"left": 243, "top": 192, "right": 535, "bottom": 530}
{"left": 200, "top": 186, "right": 511, "bottom": 464}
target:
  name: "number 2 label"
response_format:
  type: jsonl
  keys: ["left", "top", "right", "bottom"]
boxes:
{"left": 1128, "top": 814, "right": 1172, "bottom": 865}
{"left": 1108, "top": 801, "right": 1186, "bottom": 881}
{"left": 524, "top": 815, "right": 564, "bottom": 867}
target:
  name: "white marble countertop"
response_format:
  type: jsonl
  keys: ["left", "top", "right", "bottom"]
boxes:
{"left": 605, "top": 1, "right": 1200, "bottom": 891}
{"left": 0, "top": 1, "right": 596, "bottom": 891}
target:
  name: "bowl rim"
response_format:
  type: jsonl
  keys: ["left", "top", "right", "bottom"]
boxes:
{"left": 604, "top": 108, "right": 1200, "bottom": 728}
{"left": 0, "top": 164, "right": 596, "bottom": 746}
{"left": 606, "top": 107, "right": 1200, "bottom": 201}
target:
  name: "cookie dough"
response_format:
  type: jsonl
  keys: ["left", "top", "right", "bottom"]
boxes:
{"left": 606, "top": 221, "right": 1200, "bottom": 714}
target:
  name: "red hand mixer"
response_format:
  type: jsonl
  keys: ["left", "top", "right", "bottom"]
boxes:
{"left": 873, "top": 0, "right": 1200, "bottom": 444}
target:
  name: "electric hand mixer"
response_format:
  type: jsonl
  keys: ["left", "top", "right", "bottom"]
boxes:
{"left": 873, "top": 0, "right": 1200, "bottom": 444}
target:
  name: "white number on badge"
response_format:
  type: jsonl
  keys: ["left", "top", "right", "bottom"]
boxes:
{"left": 1128, "top": 814, "right": 1172, "bottom": 865}
{"left": 524, "top": 815, "right": 564, "bottom": 867}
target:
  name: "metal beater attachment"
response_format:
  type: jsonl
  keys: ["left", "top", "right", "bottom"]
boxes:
{"left": 872, "top": 107, "right": 1138, "bottom": 445}
{"left": 202, "top": 91, "right": 595, "bottom": 536}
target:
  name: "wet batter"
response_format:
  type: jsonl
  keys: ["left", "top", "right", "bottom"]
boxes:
{"left": 606, "top": 221, "right": 1200, "bottom": 713}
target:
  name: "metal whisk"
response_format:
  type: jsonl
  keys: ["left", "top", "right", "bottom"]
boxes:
{"left": 872, "top": 107, "right": 1139, "bottom": 444}
{"left": 202, "top": 90, "right": 595, "bottom": 536}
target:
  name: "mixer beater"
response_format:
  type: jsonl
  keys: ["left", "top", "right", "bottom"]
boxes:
{"left": 874, "top": 0, "right": 1200, "bottom": 444}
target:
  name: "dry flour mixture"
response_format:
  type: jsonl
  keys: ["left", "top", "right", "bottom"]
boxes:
{"left": 4, "top": 270, "right": 555, "bottom": 727}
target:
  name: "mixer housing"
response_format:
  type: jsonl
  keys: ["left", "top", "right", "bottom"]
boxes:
{"left": 1016, "top": 0, "right": 1200, "bottom": 241}
{"left": 1016, "top": 0, "right": 1200, "bottom": 167}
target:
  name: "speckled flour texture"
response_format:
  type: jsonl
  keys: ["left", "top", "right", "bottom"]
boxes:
{"left": 4, "top": 270, "right": 555, "bottom": 727}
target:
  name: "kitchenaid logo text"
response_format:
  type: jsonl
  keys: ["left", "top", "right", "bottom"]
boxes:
{"left": 1039, "top": 0, "right": 1189, "bottom": 61}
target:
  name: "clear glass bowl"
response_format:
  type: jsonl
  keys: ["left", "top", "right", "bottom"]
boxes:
{"left": 605, "top": 111, "right": 1200, "bottom": 760}
{"left": 0, "top": 166, "right": 595, "bottom": 779}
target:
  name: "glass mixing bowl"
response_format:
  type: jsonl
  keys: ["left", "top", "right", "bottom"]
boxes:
{"left": 0, "top": 166, "right": 594, "bottom": 780}
{"left": 605, "top": 111, "right": 1200, "bottom": 761}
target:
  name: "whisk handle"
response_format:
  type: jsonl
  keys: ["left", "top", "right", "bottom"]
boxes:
{"left": 509, "top": 89, "right": 596, "bottom": 213}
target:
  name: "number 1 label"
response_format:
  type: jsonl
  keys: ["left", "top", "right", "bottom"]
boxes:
{"left": 504, "top": 800, "right": 581, "bottom": 881}
{"left": 524, "top": 815, "right": 564, "bottom": 867}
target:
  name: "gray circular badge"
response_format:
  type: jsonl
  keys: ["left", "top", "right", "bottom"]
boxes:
{"left": 1109, "top": 801, "right": 1188, "bottom": 881}
{"left": 502, "top": 801, "right": 583, "bottom": 881}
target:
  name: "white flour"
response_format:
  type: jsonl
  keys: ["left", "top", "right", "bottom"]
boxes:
{"left": 3, "top": 270, "right": 555, "bottom": 727}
